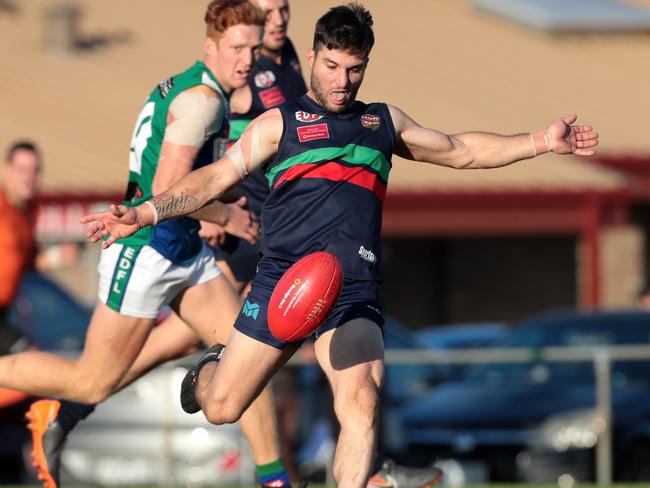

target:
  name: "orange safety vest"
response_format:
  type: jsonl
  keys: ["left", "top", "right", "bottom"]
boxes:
{"left": 0, "top": 187, "right": 36, "bottom": 308}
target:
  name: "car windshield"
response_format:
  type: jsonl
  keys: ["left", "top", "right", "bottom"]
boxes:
{"left": 464, "top": 313, "right": 650, "bottom": 386}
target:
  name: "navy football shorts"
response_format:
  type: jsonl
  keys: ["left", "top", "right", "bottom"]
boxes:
{"left": 234, "top": 257, "right": 384, "bottom": 349}
{"left": 211, "top": 234, "right": 260, "bottom": 284}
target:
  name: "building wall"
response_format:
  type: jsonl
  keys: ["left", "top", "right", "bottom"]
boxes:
{"left": 381, "top": 236, "right": 576, "bottom": 327}
{"left": 599, "top": 225, "right": 645, "bottom": 307}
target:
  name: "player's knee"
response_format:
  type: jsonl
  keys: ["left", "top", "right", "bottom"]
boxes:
{"left": 74, "top": 376, "right": 115, "bottom": 404}
{"left": 201, "top": 397, "right": 243, "bottom": 425}
{"left": 334, "top": 381, "right": 379, "bottom": 429}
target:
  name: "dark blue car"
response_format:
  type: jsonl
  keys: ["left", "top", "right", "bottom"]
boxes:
{"left": 397, "top": 309, "right": 650, "bottom": 483}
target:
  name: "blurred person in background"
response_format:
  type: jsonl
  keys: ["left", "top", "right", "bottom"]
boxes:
{"left": 0, "top": 141, "right": 79, "bottom": 357}
{"left": 0, "top": 2, "right": 297, "bottom": 488}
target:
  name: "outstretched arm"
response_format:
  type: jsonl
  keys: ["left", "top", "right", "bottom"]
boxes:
{"left": 81, "top": 109, "right": 283, "bottom": 248}
{"left": 389, "top": 105, "right": 599, "bottom": 169}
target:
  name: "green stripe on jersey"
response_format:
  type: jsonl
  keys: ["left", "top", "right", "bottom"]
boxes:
{"left": 106, "top": 245, "right": 142, "bottom": 312}
{"left": 229, "top": 119, "right": 252, "bottom": 140}
{"left": 265, "top": 144, "right": 391, "bottom": 187}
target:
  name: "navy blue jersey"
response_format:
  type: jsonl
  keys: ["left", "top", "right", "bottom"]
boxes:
{"left": 260, "top": 95, "right": 396, "bottom": 280}
{"left": 229, "top": 38, "right": 307, "bottom": 218}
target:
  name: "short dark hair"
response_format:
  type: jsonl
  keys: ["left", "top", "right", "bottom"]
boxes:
{"left": 313, "top": 3, "right": 374, "bottom": 58}
{"left": 204, "top": 0, "right": 265, "bottom": 40}
{"left": 5, "top": 140, "right": 39, "bottom": 164}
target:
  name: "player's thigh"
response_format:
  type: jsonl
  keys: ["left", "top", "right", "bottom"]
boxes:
{"left": 173, "top": 273, "right": 241, "bottom": 346}
{"left": 138, "top": 313, "right": 202, "bottom": 363}
{"left": 77, "top": 301, "right": 155, "bottom": 383}
{"left": 211, "top": 328, "right": 297, "bottom": 412}
{"left": 313, "top": 317, "right": 384, "bottom": 397}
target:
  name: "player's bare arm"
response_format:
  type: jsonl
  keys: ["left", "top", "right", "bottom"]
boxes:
{"left": 81, "top": 109, "right": 283, "bottom": 248}
{"left": 388, "top": 105, "right": 599, "bottom": 169}
{"left": 153, "top": 85, "right": 222, "bottom": 193}
{"left": 153, "top": 84, "right": 258, "bottom": 242}
{"left": 150, "top": 108, "right": 282, "bottom": 220}
{"left": 229, "top": 84, "right": 253, "bottom": 114}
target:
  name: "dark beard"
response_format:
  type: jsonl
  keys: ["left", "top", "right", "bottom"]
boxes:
{"left": 310, "top": 73, "right": 357, "bottom": 114}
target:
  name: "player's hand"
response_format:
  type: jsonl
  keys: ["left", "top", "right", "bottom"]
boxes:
{"left": 80, "top": 204, "right": 141, "bottom": 249}
{"left": 199, "top": 220, "right": 226, "bottom": 247}
{"left": 222, "top": 196, "right": 259, "bottom": 245}
{"left": 545, "top": 114, "right": 599, "bottom": 156}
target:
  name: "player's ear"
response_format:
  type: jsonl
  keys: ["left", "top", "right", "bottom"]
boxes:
{"left": 204, "top": 36, "right": 217, "bottom": 57}
{"left": 307, "top": 48, "right": 315, "bottom": 67}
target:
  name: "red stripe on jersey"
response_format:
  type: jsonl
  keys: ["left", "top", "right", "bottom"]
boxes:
{"left": 273, "top": 161, "right": 386, "bottom": 202}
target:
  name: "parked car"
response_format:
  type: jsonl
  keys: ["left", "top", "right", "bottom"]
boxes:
{"left": 397, "top": 309, "right": 650, "bottom": 483}
{"left": 381, "top": 318, "right": 507, "bottom": 458}
{"left": 61, "top": 362, "right": 256, "bottom": 486}
{"left": 413, "top": 322, "right": 507, "bottom": 383}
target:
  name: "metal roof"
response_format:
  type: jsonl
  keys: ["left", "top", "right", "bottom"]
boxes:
{"left": 473, "top": 0, "right": 650, "bottom": 33}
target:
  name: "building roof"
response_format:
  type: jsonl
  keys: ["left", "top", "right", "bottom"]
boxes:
{"left": 1, "top": 0, "right": 647, "bottom": 195}
{"left": 473, "top": 0, "right": 650, "bottom": 33}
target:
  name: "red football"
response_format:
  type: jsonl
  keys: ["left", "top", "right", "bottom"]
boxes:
{"left": 268, "top": 252, "right": 343, "bottom": 342}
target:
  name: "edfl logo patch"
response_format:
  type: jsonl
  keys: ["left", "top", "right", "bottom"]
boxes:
{"left": 243, "top": 299, "right": 260, "bottom": 320}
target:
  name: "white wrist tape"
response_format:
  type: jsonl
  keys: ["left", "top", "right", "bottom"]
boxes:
{"left": 144, "top": 200, "right": 159, "bottom": 226}
{"left": 528, "top": 133, "right": 537, "bottom": 157}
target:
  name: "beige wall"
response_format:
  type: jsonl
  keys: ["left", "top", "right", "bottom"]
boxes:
{"left": 0, "top": 1, "right": 647, "bottom": 192}
{"left": 600, "top": 225, "right": 645, "bottom": 307}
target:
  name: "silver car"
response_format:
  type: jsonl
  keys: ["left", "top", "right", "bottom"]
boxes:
{"left": 60, "top": 361, "right": 256, "bottom": 485}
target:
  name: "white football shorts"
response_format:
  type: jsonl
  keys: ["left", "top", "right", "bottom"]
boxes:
{"left": 97, "top": 242, "right": 222, "bottom": 318}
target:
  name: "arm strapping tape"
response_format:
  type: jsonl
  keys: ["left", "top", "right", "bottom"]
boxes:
{"left": 228, "top": 139, "right": 248, "bottom": 180}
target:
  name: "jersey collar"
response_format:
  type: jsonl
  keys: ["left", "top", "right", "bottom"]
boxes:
{"left": 196, "top": 60, "right": 229, "bottom": 100}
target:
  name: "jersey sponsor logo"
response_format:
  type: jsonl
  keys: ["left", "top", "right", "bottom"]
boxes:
{"left": 259, "top": 86, "right": 286, "bottom": 109}
{"left": 242, "top": 299, "right": 260, "bottom": 320}
{"left": 295, "top": 111, "right": 323, "bottom": 123}
{"left": 254, "top": 70, "right": 276, "bottom": 88}
{"left": 297, "top": 123, "right": 330, "bottom": 143}
{"left": 158, "top": 77, "right": 174, "bottom": 98}
{"left": 361, "top": 114, "right": 381, "bottom": 130}
{"left": 358, "top": 245, "right": 376, "bottom": 263}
